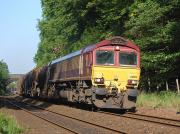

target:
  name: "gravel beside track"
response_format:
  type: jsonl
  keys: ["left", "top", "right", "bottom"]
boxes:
{"left": 4, "top": 96, "right": 180, "bottom": 134}
{"left": 0, "top": 97, "right": 73, "bottom": 134}
{"left": 98, "top": 111, "right": 180, "bottom": 128}
{"left": 5, "top": 98, "right": 126, "bottom": 134}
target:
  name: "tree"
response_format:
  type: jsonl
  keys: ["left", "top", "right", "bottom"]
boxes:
{"left": 124, "top": 0, "right": 180, "bottom": 89}
{"left": 34, "top": 0, "right": 134, "bottom": 65}
{"left": 35, "top": 0, "right": 180, "bottom": 91}
{"left": 0, "top": 60, "right": 9, "bottom": 94}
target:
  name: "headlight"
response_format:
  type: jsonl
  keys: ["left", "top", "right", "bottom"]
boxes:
{"left": 94, "top": 78, "right": 104, "bottom": 84}
{"left": 127, "top": 80, "right": 138, "bottom": 85}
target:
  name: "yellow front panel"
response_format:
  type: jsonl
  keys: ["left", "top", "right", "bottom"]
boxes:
{"left": 92, "top": 66, "right": 140, "bottom": 92}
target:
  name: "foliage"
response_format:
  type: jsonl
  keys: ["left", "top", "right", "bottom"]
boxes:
{"left": 137, "top": 91, "right": 180, "bottom": 110}
{"left": 34, "top": 0, "right": 134, "bottom": 65}
{"left": 0, "top": 113, "right": 24, "bottom": 134}
{"left": 124, "top": 0, "right": 180, "bottom": 89}
{"left": 7, "top": 82, "right": 17, "bottom": 90}
{"left": 35, "top": 0, "right": 180, "bottom": 91}
{"left": 0, "top": 60, "right": 9, "bottom": 95}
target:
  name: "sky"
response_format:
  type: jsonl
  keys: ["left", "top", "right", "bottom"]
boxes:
{"left": 0, "top": 0, "right": 42, "bottom": 74}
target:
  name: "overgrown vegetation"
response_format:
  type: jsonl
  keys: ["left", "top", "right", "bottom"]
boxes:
{"left": 0, "top": 60, "right": 9, "bottom": 95}
{"left": 34, "top": 0, "right": 180, "bottom": 91}
{"left": 0, "top": 113, "right": 23, "bottom": 134}
{"left": 137, "top": 91, "right": 180, "bottom": 110}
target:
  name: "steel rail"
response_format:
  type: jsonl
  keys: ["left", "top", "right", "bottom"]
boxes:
{"left": 6, "top": 99, "right": 79, "bottom": 134}
{"left": 5, "top": 96, "right": 179, "bottom": 129}
{"left": 127, "top": 112, "right": 180, "bottom": 123}
{"left": 6, "top": 99, "right": 127, "bottom": 134}
{"left": 98, "top": 111, "right": 180, "bottom": 128}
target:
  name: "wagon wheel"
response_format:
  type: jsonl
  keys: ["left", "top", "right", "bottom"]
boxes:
{"left": 30, "top": 89, "right": 35, "bottom": 97}
{"left": 30, "top": 92, "right": 33, "bottom": 97}
{"left": 48, "top": 84, "right": 56, "bottom": 97}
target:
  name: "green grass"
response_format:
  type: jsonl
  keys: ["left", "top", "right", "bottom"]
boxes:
{"left": 0, "top": 113, "right": 24, "bottom": 134}
{"left": 137, "top": 91, "right": 180, "bottom": 110}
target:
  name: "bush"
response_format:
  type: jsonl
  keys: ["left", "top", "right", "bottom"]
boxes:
{"left": 0, "top": 113, "right": 24, "bottom": 134}
{"left": 137, "top": 91, "right": 180, "bottom": 110}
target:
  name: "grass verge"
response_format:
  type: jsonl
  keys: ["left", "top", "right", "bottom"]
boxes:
{"left": 0, "top": 112, "right": 24, "bottom": 134}
{"left": 137, "top": 91, "right": 180, "bottom": 110}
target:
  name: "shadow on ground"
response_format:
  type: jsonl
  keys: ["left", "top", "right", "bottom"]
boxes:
{"left": 0, "top": 95, "right": 128, "bottom": 115}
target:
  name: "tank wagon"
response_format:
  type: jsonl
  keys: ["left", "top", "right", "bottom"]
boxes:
{"left": 22, "top": 36, "right": 140, "bottom": 110}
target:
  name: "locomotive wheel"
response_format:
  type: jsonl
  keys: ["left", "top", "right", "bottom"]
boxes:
{"left": 91, "top": 105, "right": 100, "bottom": 112}
{"left": 91, "top": 97, "right": 106, "bottom": 108}
{"left": 126, "top": 107, "right": 136, "bottom": 113}
{"left": 122, "top": 92, "right": 136, "bottom": 109}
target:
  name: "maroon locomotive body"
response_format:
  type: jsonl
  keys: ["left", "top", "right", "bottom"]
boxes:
{"left": 21, "top": 36, "right": 140, "bottom": 110}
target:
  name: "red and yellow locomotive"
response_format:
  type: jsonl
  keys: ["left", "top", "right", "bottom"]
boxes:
{"left": 21, "top": 36, "right": 140, "bottom": 110}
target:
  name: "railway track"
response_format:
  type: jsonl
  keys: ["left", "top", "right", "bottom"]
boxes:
{"left": 98, "top": 111, "right": 180, "bottom": 128}
{"left": 5, "top": 98, "right": 127, "bottom": 134}
{"left": 24, "top": 97, "right": 179, "bottom": 128}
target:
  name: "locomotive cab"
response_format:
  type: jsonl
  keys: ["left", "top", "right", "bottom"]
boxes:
{"left": 91, "top": 37, "right": 140, "bottom": 109}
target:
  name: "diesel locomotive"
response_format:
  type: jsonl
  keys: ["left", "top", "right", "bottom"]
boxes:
{"left": 20, "top": 36, "right": 140, "bottom": 110}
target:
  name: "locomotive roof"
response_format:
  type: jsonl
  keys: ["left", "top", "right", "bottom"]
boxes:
{"left": 83, "top": 36, "right": 140, "bottom": 53}
{"left": 51, "top": 49, "right": 82, "bottom": 64}
{"left": 51, "top": 36, "right": 139, "bottom": 65}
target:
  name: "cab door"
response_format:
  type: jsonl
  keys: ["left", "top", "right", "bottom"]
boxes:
{"left": 83, "top": 52, "right": 92, "bottom": 79}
